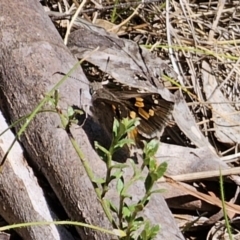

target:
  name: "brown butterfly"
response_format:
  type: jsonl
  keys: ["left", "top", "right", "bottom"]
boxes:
{"left": 90, "top": 78, "right": 174, "bottom": 140}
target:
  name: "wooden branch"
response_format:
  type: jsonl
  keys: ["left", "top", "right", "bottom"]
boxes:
{"left": 0, "top": 113, "right": 75, "bottom": 239}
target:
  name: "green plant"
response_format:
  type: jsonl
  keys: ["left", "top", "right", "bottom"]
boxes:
{"left": 219, "top": 168, "right": 233, "bottom": 240}
{"left": 110, "top": 0, "right": 119, "bottom": 23}
{"left": 94, "top": 117, "right": 167, "bottom": 239}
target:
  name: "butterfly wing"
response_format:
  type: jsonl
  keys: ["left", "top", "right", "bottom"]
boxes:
{"left": 101, "top": 83, "right": 174, "bottom": 138}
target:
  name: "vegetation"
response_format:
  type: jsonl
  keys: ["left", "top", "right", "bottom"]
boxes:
{"left": 1, "top": 0, "right": 240, "bottom": 239}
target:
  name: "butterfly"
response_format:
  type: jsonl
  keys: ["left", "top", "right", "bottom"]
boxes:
{"left": 88, "top": 73, "right": 174, "bottom": 141}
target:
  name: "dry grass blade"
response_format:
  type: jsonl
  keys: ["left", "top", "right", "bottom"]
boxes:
{"left": 64, "top": 0, "right": 88, "bottom": 44}
{"left": 158, "top": 167, "right": 240, "bottom": 183}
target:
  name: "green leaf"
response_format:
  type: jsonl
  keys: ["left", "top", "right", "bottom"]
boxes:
{"left": 147, "top": 224, "right": 160, "bottom": 239}
{"left": 149, "top": 171, "right": 159, "bottom": 182}
{"left": 139, "top": 222, "right": 160, "bottom": 240}
{"left": 141, "top": 221, "right": 150, "bottom": 239}
{"left": 113, "top": 118, "right": 120, "bottom": 137}
{"left": 122, "top": 206, "right": 131, "bottom": 218}
{"left": 131, "top": 217, "right": 144, "bottom": 233}
{"left": 141, "top": 228, "right": 147, "bottom": 239}
{"left": 156, "top": 162, "right": 167, "bottom": 179}
{"left": 116, "top": 119, "right": 128, "bottom": 138}
{"left": 92, "top": 177, "right": 105, "bottom": 185}
{"left": 144, "top": 174, "right": 154, "bottom": 192}
{"left": 133, "top": 216, "right": 144, "bottom": 224}
{"left": 127, "top": 203, "right": 138, "bottom": 213}
{"left": 135, "top": 203, "right": 144, "bottom": 212}
{"left": 143, "top": 139, "right": 159, "bottom": 158}
{"left": 110, "top": 118, "right": 140, "bottom": 154}
{"left": 114, "top": 138, "right": 135, "bottom": 149}
{"left": 151, "top": 224, "right": 160, "bottom": 234}
{"left": 148, "top": 158, "right": 157, "bottom": 172}
{"left": 142, "top": 197, "right": 150, "bottom": 208}
{"left": 67, "top": 106, "right": 75, "bottom": 117}
{"left": 118, "top": 118, "right": 139, "bottom": 137}
{"left": 74, "top": 109, "right": 85, "bottom": 115}
{"left": 116, "top": 178, "right": 124, "bottom": 194}
{"left": 111, "top": 169, "right": 123, "bottom": 179}
{"left": 122, "top": 117, "right": 140, "bottom": 128}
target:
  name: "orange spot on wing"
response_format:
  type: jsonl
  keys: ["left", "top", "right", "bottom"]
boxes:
{"left": 128, "top": 128, "right": 139, "bottom": 142}
{"left": 134, "top": 98, "right": 144, "bottom": 107}
{"left": 138, "top": 108, "right": 150, "bottom": 120}
{"left": 130, "top": 111, "right": 137, "bottom": 119}
{"left": 149, "top": 109, "right": 154, "bottom": 116}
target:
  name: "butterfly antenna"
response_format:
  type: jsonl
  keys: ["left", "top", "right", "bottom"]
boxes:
{"left": 53, "top": 71, "right": 89, "bottom": 86}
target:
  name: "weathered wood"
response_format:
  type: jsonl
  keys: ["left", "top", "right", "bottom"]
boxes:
{"left": 0, "top": 113, "right": 75, "bottom": 240}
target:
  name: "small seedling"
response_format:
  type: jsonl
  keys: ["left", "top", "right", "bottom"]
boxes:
{"left": 94, "top": 118, "right": 167, "bottom": 239}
